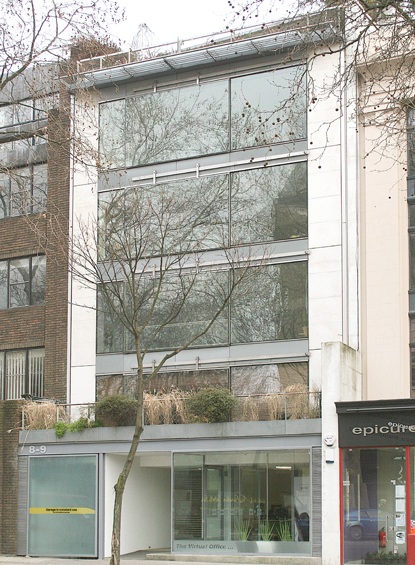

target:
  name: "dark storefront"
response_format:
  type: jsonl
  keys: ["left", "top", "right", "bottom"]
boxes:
{"left": 337, "top": 399, "right": 415, "bottom": 565}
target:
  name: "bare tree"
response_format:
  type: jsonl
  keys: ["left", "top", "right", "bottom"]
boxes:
{"left": 70, "top": 180, "right": 268, "bottom": 565}
{"left": 226, "top": 0, "right": 415, "bottom": 166}
{"left": 0, "top": 0, "right": 122, "bottom": 92}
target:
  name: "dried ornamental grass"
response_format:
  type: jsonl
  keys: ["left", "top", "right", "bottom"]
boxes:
{"left": 266, "top": 393, "right": 285, "bottom": 420}
{"left": 242, "top": 396, "right": 260, "bottom": 421}
{"left": 22, "top": 401, "right": 69, "bottom": 430}
{"left": 144, "top": 390, "right": 191, "bottom": 425}
{"left": 284, "top": 384, "right": 321, "bottom": 419}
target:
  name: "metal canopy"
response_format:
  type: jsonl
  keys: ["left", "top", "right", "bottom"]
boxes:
{"left": 77, "top": 25, "right": 339, "bottom": 88}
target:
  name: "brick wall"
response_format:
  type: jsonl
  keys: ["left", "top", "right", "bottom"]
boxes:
{"left": 43, "top": 92, "right": 70, "bottom": 403}
{"left": 0, "top": 401, "right": 21, "bottom": 554}
{"left": 0, "top": 82, "right": 71, "bottom": 554}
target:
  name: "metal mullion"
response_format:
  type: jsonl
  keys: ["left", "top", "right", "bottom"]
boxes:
{"left": 228, "top": 172, "right": 231, "bottom": 249}
{"left": 30, "top": 166, "right": 34, "bottom": 214}
{"left": 29, "top": 256, "right": 32, "bottom": 305}
{"left": 7, "top": 175, "right": 11, "bottom": 217}
{"left": 228, "top": 77, "right": 231, "bottom": 152}
{"left": 1, "top": 352, "right": 4, "bottom": 400}
{"left": 7, "top": 259, "right": 10, "bottom": 308}
{"left": 25, "top": 349, "right": 29, "bottom": 396}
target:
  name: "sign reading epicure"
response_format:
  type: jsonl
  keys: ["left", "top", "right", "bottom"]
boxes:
{"left": 336, "top": 399, "right": 415, "bottom": 448}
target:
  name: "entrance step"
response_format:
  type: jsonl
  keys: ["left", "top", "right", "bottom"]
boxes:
{"left": 146, "top": 554, "right": 322, "bottom": 565}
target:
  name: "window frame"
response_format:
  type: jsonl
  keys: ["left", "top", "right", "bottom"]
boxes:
{"left": 0, "top": 255, "right": 46, "bottom": 309}
{"left": 0, "top": 347, "right": 45, "bottom": 400}
{"left": 0, "top": 162, "right": 47, "bottom": 219}
{"left": 99, "top": 64, "right": 308, "bottom": 170}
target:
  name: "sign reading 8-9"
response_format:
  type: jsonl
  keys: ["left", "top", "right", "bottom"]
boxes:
{"left": 28, "top": 445, "right": 47, "bottom": 454}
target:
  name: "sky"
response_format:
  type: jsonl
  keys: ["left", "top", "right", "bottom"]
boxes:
{"left": 109, "top": 0, "right": 281, "bottom": 50}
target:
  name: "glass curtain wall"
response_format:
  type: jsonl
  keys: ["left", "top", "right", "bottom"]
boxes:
{"left": 173, "top": 450, "right": 311, "bottom": 555}
{"left": 99, "top": 66, "right": 306, "bottom": 169}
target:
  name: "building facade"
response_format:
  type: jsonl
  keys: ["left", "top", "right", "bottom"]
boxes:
{"left": 9, "top": 7, "right": 415, "bottom": 565}
{"left": 0, "top": 66, "right": 71, "bottom": 553}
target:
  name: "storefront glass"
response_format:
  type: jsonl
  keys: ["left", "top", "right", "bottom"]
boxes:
{"left": 342, "top": 448, "right": 407, "bottom": 564}
{"left": 173, "top": 450, "right": 311, "bottom": 555}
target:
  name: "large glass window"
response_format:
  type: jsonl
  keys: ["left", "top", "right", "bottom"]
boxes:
{"left": 125, "top": 81, "right": 229, "bottom": 167}
{"left": 96, "top": 362, "right": 309, "bottom": 400}
{"left": 231, "top": 261, "right": 308, "bottom": 344}
{"left": 0, "top": 347, "right": 44, "bottom": 400}
{"left": 230, "top": 66, "right": 307, "bottom": 149}
{"left": 0, "top": 255, "right": 46, "bottom": 309}
{"left": 173, "top": 450, "right": 311, "bottom": 554}
{"left": 99, "top": 66, "right": 306, "bottom": 169}
{"left": 97, "top": 261, "right": 308, "bottom": 354}
{"left": 0, "top": 163, "right": 47, "bottom": 218}
{"left": 28, "top": 455, "right": 97, "bottom": 557}
{"left": 0, "top": 96, "right": 58, "bottom": 129}
{"left": 98, "top": 162, "right": 307, "bottom": 258}
{"left": 343, "top": 448, "right": 407, "bottom": 564}
{"left": 231, "top": 163, "right": 307, "bottom": 245}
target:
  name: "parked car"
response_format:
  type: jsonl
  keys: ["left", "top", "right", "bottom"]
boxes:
{"left": 344, "top": 509, "right": 380, "bottom": 541}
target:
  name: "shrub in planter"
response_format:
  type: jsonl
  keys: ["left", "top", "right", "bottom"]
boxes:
{"left": 186, "top": 388, "right": 235, "bottom": 423}
{"left": 95, "top": 395, "right": 138, "bottom": 427}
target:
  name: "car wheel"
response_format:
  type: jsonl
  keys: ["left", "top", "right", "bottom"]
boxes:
{"left": 349, "top": 525, "right": 364, "bottom": 541}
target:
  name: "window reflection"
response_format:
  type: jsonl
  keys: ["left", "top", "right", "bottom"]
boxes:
{"left": 0, "top": 256, "right": 46, "bottom": 309}
{"left": 231, "top": 67, "right": 307, "bottom": 150}
{"left": 231, "top": 262, "right": 308, "bottom": 343}
{"left": 97, "top": 262, "right": 307, "bottom": 354}
{"left": 99, "top": 99, "right": 125, "bottom": 169}
{"left": 231, "top": 163, "right": 307, "bottom": 245}
{"left": 0, "top": 164, "right": 48, "bottom": 218}
{"left": 125, "top": 81, "right": 229, "bottom": 167}
{"left": 99, "top": 66, "right": 307, "bottom": 169}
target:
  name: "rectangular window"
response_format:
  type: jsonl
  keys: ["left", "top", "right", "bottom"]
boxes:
{"left": 99, "top": 65, "right": 306, "bottom": 169}
{"left": 231, "top": 261, "right": 308, "bottom": 343}
{"left": 0, "top": 255, "right": 46, "bottom": 309}
{"left": 173, "top": 450, "right": 311, "bottom": 554}
{"left": 230, "top": 162, "right": 307, "bottom": 244}
{"left": 0, "top": 348, "right": 44, "bottom": 400}
{"left": 97, "top": 261, "right": 308, "bottom": 354}
{"left": 0, "top": 164, "right": 47, "bottom": 218}
{"left": 98, "top": 162, "right": 307, "bottom": 258}
{"left": 230, "top": 66, "right": 307, "bottom": 149}
{"left": 0, "top": 95, "right": 58, "bottom": 129}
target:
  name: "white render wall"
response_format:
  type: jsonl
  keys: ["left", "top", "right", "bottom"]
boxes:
{"left": 360, "top": 116, "right": 409, "bottom": 399}
{"left": 69, "top": 91, "right": 99, "bottom": 406}
{"left": 307, "top": 47, "right": 360, "bottom": 393}
{"left": 321, "top": 341, "right": 361, "bottom": 565}
{"left": 104, "top": 454, "right": 171, "bottom": 557}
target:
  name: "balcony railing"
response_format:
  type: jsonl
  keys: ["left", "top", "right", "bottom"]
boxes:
{"left": 20, "top": 390, "right": 320, "bottom": 431}
{"left": 76, "top": 8, "right": 341, "bottom": 75}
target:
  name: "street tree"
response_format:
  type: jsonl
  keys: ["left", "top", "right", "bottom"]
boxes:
{"left": 70, "top": 178, "right": 269, "bottom": 565}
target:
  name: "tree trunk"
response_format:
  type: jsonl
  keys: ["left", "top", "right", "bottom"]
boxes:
{"left": 110, "top": 370, "right": 144, "bottom": 565}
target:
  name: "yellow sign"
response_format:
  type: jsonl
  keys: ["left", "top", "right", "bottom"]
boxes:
{"left": 29, "top": 507, "right": 95, "bottom": 515}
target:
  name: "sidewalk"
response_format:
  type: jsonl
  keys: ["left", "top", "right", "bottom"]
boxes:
{"left": 0, "top": 558, "right": 221, "bottom": 565}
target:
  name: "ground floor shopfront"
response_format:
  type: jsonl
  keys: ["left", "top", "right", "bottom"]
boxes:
{"left": 337, "top": 399, "right": 415, "bottom": 565}
{"left": 17, "top": 420, "right": 322, "bottom": 559}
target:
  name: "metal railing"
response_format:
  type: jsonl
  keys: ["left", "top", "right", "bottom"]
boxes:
{"left": 76, "top": 8, "right": 341, "bottom": 74}
{"left": 20, "top": 390, "right": 320, "bottom": 431}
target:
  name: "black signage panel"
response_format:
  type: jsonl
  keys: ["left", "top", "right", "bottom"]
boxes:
{"left": 337, "top": 400, "right": 415, "bottom": 448}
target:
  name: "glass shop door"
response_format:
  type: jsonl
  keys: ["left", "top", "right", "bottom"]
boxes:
{"left": 204, "top": 465, "right": 224, "bottom": 540}
{"left": 342, "top": 447, "right": 407, "bottom": 565}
